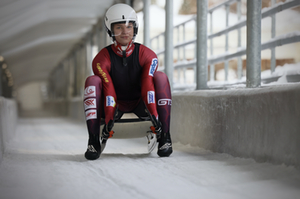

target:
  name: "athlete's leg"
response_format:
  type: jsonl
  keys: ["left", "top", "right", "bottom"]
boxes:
{"left": 154, "top": 72, "right": 172, "bottom": 133}
{"left": 153, "top": 71, "right": 173, "bottom": 157}
{"left": 83, "top": 75, "right": 103, "bottom": 160}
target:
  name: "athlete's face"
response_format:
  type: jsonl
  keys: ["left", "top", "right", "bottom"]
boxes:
{"left": 113, "top": 22, "right": 134, "bottom": 46}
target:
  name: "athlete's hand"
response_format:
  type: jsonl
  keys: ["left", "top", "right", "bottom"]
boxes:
{"left": 150, "top": 115, "right": 162, "bottom": 139}
{"left": 102, "top": 120, "right": 114, "bottom": 140}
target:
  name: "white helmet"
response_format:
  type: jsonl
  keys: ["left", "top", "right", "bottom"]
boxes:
{"left": 104, "top": 3, "right": 139, "bottom": 41}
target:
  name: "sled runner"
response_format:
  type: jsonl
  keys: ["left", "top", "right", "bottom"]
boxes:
{"left": 100, "top": 113, "right": 157, "bottom": 153}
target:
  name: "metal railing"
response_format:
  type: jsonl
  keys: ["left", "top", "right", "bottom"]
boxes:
{"left": 150, "top": 0, "right": 300, "bottom": 90}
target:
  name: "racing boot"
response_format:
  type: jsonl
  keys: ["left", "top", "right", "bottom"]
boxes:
{"left": 149, "top": 115, "right": 173, "bottom": 157}
{"left": 85, "top": 134, "right": 101, "bottom": 160}
{"left": 157, "top": 131, "right": 173, "bottom": 157}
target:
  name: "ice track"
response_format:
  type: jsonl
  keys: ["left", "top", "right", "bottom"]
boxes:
{"left": 1, "top": 118, "right": 300, "bottom": 199}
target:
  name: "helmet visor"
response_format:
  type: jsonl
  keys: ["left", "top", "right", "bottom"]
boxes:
{"left": 111, "top": 21, "right": 135, "bottom": 37}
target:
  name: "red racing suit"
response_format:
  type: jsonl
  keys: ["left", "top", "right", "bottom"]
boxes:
{"left": 92, "top": 42, "right": 159, "bottom": 125}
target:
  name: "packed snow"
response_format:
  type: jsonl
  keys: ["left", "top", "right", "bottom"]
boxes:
{"left": 1, "top": 118, "right": 300, "bottom": 199}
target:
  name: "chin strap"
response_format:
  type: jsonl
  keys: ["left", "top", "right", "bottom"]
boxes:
{"left": 114, "top": 40, "right": 133, "bottom": 55}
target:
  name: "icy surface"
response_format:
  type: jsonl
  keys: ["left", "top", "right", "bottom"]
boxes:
{"left": 1, "top": 118, "right": 300, "bottom": 199}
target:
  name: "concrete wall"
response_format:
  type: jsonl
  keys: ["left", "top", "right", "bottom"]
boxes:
{"left": 17, "top": 82, "right": 44, "bottom": 111}
{"left": 171, "top": 83, "right": 300, "bottom": 167}
{"left": 43, "top": 99, "right": 69, "bottom": 117}
{"left": 68, "top": 97, "right": 85, "bottom": 122}
{"left": 0, "top": 97, "right": 18, "bottom": 163}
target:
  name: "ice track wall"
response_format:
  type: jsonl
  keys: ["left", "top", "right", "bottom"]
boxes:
{"left": 2, "top": 84, "right": 299, "bottom": 167}
{"left": 0, "top": 97, "right": 18, "bottom": 162}
{"left": 171, "top": 84, "right": 300, "bottom": 167}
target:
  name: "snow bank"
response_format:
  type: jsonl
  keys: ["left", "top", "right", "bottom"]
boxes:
{"left": 0, "top": 97, "right": 18, "bottom": 162}
{"left": 261, "top": 62, "right": 300, "bottom": 82}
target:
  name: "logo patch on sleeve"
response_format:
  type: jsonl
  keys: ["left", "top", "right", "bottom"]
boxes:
{"left": 147, "top": 91, "right": 155, "bottom": 104}
{"left": 84, "top": 86, "right": 96, "bottom": 99}
{"left": 84, "top": 98, "right": 96, "bottom": 110}
{"left": 158, "top": 99, "right": 172, "bottom": 106}
{"left": 97, "top": 63, "right": 109, "bottom": 83}
{"left": 106, "top": 96, "right": 116, "bottom": 107}
{"left": 149, "top": 58, "right": 158, "bottom": 77}
{"left": 85, "top": 110, "right": 97, "bottom": 120}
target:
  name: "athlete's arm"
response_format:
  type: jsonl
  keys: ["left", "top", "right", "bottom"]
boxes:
{"left": 92, "top": 47, "right": 117, "bottom": 124}
{"left": 139, "top": 45, "right": 159, "bottom": 119}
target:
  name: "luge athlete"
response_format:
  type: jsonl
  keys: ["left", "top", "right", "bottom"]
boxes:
{"left": 83, "top": 4, "right": 172, "bottom": 160}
